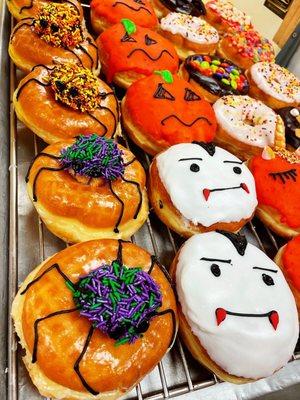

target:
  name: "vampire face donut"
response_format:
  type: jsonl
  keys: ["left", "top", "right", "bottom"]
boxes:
{"left": 26, "top": 135, "right": 149, "bottom": 242}
{"left": 13, "top": 63, "right": 120, "bottom": 144}
{"left": 9, "top": 2, "right": 100, "bottom": 75}
{"left": 122, "top": 71, "right": 217, "bottom": 155}
{"left": 12, "top": 239, "right": 177, "bottom": 399}
{"left": 90, "top": 0, "right": 158, "bottom": 34}
{"left": 97, "top": 19, "right": 179, "bottom": 89}
{"left": 151, "top": 0, "right": 206, "bottom": 19}
{"left": 249, "top": 147, "right": 300, "bottom": 238}
{"left": 181, "top": 54, "right": 249, "bottom": 103}
{"left": 149, "top": 142, "right": 257, "bottom": 237}
{"left": 277, "top": 107, "right": 300, "bottom": 150}
{"left": 170, "top": 231, "right": 299, "bottom": 382}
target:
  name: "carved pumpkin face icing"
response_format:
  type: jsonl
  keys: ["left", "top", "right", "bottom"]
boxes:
{"left": 97, "top": 21, "right": 179, "bottom": 82}
{"left": 124, "top": 73, "right": 217, "bottom": 145}
{"left": 91, "top": 0, "right": 158, "bottom": 28}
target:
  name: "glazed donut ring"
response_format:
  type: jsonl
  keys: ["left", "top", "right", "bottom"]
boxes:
{"left": 26, "top": 136, "right": 149, "bottom": 243}
{"left": 12, "top": 239, "right": 177, "bottom": 399}
{"left": 13, "top": 64, "right": 120, "bottom": 144}
{"left": 9, "top": 1, "right": 100, "bottom": 75}
{"left": 246, "top": 62, "right": 300, "bottom": 110}
{"left": 213, "top": 95, "right": 285, "bottom": 160}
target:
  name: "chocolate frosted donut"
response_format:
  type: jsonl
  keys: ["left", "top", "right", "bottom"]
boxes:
{"left": 181, "top": 54, "right": 249, "bottom": 103}
{"left": 277, "top": 107, "right": 300, "bottom": 150}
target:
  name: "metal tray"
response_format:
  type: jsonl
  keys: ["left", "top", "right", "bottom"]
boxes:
{"left": 2, "top": 1, "right": 300, "bottom": 399}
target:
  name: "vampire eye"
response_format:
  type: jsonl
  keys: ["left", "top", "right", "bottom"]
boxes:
{"left": 190, "top": 163, "right": 200, "bottom": 172}
{"left": 233, "top": 166, "right": 242, "bottom": 174}
{"left": 211, "top": 264, "right": 221, "bottom": 277}
{"left": 153, "top": 83, "right": 175, "bottom": 101}
{"left": 145, "top": 34, "right": 157, "bottom": 46}
{"left": 262, "top": 273, "right": 274, "bottom": 286}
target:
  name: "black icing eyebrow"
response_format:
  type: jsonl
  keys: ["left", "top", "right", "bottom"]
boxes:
{"left": 201, "top": 257, "right": 232, "bottom": 264}
{"left": 179, "top": 157, "right": 203, "bottom": 162}
{"left": 223, "top": 160, "right": 243, "bottom": 165}
{"left": 253, "top": 267, "right": 278, "bottom": 273}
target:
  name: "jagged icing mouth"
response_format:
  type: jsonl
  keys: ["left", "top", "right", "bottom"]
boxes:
{"left": 161, "top": 115, "right": 212, "bottom": 127}
{"left": 215, "top": 308, "right": 279, "bottom": 330}
{"left": 203, "top": 183, "right": 249, "bottom": 201}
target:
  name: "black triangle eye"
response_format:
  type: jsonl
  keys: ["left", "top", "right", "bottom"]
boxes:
{"left": 121, "top": 33, "right": 137, "bottom": 43}
{"left": 153, "top": 83, "right": 175, "bottom": 101}
{"left": 184, "top": 88, "right": 201, "bottom": 101}
{"left": 145, "top": 34, "right": 157, "bottom": 46}
{"left": 134, "top": 0, "right": 145, "bottom": 3}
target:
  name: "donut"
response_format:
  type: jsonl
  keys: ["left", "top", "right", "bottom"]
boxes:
{"left": 6, "top": 0, "right": 83, "bottom": 21}
{"left": 248, "top": 147, "right": 300, "bottom": 238}
{"left": 213, "top": 95, "right": 285, "bottom": 160}
{"left": 277, "top": 107, "right": 300, "bottom": 150}
{"left": 181, "top": 54, "right": 249, "bottom": 103}
{"left": 90, "top": 0, "right": 158, "bottom": 34}
{"left": 13, "top": 63, "right": 120, "bottom": 144}
{"left": 218, "top": 28, "right": 275, "bottom": 70}
{"left": 97, "top": 19, "right": 179, "bottom": 89}
{"left": 170, "top": 230, "right": 299, "bottom": 383}
{"left": 159, "top": 13, "right": 219, "bottom": 60}
{"left": 12, "top": 239, "right": 177, "bottom": 399}
{"left": 204, "top": 0, "right": 252, "bottom": 33}
{"left": 9, "top": 2, "right": 99, "bottom": 75}
{"left": 149, "top": 142, "right": 257, "bottom": 237}
{"left": 26, "top": 135, "right": 149, "bottom": 243}
{"left": 121, "top": 70, "right": 217, "bottom": 155}
{"left": 246, "top": 62, "right": 300, "bottom": 110}
{"left": 151, "top": 0, "right": 206, "bottom": 19}
{"left": 275, "top": 236, "right": 300, "bottom": 315}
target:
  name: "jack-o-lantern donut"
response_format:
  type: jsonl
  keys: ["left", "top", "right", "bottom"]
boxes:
{"left": 13, "top": 63, "right": 120, "bottom": 144}
{"left": 9, "top": 1, "right": 100, "bottom": 75}
{"left": 12, "top": 239, "right": 177, "bottom": 399}
{"left": 122, "top": 71, "right": 217, "bottom": 155}
{"left": 97, "top": 19, "right": 179, "bottom": 89}
{"left": 248, "top": 147, "right": 300, "bottom": 238}
{"left": 26, "top": 135, "right": 149, "bottom": 242}
{"left": 90, "top": 0, "right": 158, "bottom": 34}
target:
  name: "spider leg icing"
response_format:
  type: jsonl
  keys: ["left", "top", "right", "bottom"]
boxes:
{"left": 16, "top": 78, "right": 51, "bottom": 100}
{"left": 154, "top": 308, "right": 176, "bottom": 349}
{"left": 86, "top": 37, "right": 100, "bottom": 70}
{"left": 121, "top": 176, "right": 142, "bottom": 219}
{"left": 32, "top": 166, "right": 66, "bottom": 202}
{"left": 20, "top": 0, "right": 34, "bottom": 14}
{"left": 109, "top": 180, "right": 125, "bottom": 233}
{"left": 86, "top": 111, "right": 109, "bottom": 136}
{"left": 10, "top": 19, "right": 35, "bottom": 42}
{"left": 25, "top": 152, "right": 61, "bottom": 183}
{"left": 77, "top": 44, "right": 95, "bottom": 70}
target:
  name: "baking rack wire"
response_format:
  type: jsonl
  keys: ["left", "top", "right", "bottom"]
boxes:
{"left": 7, "top": 9, "right": 300, "bottom": 400}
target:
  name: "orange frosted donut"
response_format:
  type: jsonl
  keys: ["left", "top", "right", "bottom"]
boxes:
{"left": 97, "top": 19, "right": 179, "bottom": 89}
{"left": 249, "top": 148, "right": 300, "bottom": 238}
{"left": 218, "top": 28, "right": 275, "bottom": 70}
{"left": 246, "top": 62, "right": 300, "bottom": 110}
{"left": 12, "top": 239, "right": 177, "bottom": 399}
{"left": 9, "top": 2, "right": 99, "bottom": 75}
{"left": 90, "top": 0, "right": 158, "bottom": 34}
{"left": 122, "top": 71, "right": 217, "bottom": 155}
{"left": 204, "top": 0, "right": 252, "bottom": 33}
{"left": 275, "top": 236, "right": 300, "bottom": 315}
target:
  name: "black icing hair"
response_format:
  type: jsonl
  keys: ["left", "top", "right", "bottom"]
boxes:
{"left": 216, "top": 230, "right": 248, "bottom": 256}
{"left": 192, "top": 141, "right": 216, "bottom": 156}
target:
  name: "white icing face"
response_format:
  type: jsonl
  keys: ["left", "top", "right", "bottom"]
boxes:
{"left": 156, "top": 143, "right": 257, "bottom": 227}
{"left": 176, "top": 232, "right": 299, "bottom": 379}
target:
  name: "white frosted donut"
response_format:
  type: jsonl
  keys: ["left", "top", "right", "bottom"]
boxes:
{"left": 160, "top": 13, "right": 219, "bottom": 45}
{"left": 213, "top": 95, "right": 281, "bottom": 148}
{"left": 249, "top": 62, "right": 300, "bottom": 104}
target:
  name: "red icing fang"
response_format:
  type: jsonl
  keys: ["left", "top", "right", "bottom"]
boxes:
{"left": 216, "top": 307, "right": 227, "bottom": 325}
{"left": 241, "top": 183, "right": 250, "bottom": 193}
{"left": 269, "top": 311, "right": 279, "bottom": 330}
{"left": 203, "top": 188, "right": 211, "bottom": 201}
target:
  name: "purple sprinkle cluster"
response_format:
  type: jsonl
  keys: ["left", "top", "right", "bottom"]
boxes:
{"left": 60, "top": 134, "right": 125, "bottom": 180}
{"left": 71, "top": 261, "right": 162, "bottom": 345}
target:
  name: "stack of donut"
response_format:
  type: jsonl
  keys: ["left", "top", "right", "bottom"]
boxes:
{"left": 6, "top": 0, "right": 300, "bottom": 398}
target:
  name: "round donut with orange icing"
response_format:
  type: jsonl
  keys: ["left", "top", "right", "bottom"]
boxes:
{"left": 97, "top": 19, "right": 179, "bottom": 89}
{"left": 275, "top": 236, "right": 300, "bottom": 315}
{"left": 90, "top": 0, "right": 158, "bottom": 34}
{"left": 12, "top": 238, "right": 177, "bottom": 399}
{"left": 213, "top": 95, "right": 285, "bottom": 160}
{"left": 159, "top": 12, "right": 219, "bottom": 60}
{"left": 9, "top": 1, "right": 99, "bottom": 75}
{"left": 204, "top": 0, "right": 252, "bottom": 33}
{"left": 26, "top": 135, "right": 149, "bottom": 242}
{"left": 13, "top": 63, "right": 120, "bottom": 144}
{"left": 248, "top": 147, "right": 300, "bottom": 238}
{"left": 122, "top": 70, "right": 217, "bottom": 155}
{"left": 246, "top": 63, "right": 300, "bottom": 110}
{"left": 181, "top": 54, "right": 249, "bottom": 103}
{"left": 218, "top": 28, "right": 275, "bottom": 70}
